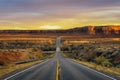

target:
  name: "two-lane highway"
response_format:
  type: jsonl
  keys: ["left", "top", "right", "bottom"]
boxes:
{"left": 2, "top": 37, "right": 117, "bottom": 80}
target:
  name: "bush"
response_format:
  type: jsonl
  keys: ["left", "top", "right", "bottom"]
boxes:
{"left": 101, "top": 60, "right": 112, "bottom": 67}
{"left": 116, "top": 64, "right": 120, "bottom": 68}
{"left": 95, "top": 56, "right": 112, "bottom": 67}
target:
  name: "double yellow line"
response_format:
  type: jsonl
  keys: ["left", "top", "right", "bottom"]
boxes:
{"left": 56, "top": 60, "right": 60, "bottom": 80}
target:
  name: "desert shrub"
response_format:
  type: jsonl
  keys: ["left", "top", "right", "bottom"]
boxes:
{"left": 95, "top": 56, "right": 106, "bottom": 64}
{"left": 35, "top": 53, "right": 43, "bottom": 58}
{"left": 116, "top": 64, "right": 120, "bottom": 68}
{"left": 101, "top": 60, "right": 112, "bottom": 67}
{"left": 95, "top": 56, "right": 112, "bottom": 67}
{"left": 78, "top": 57, "right": 82, "bottom": 61}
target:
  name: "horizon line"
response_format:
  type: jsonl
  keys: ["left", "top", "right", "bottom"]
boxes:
{"left": 0, "top": 25, "right": 120, "bottom": 30}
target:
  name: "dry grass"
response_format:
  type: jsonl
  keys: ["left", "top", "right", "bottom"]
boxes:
{"left": 73, "top": 59, "right": 120, "bottom": 77}
{"left": 0, "top": 60, "right": 43, "bottom": 78}
{"left": 0, "top": 51, "right": 29, "bottom": 65}
{"left": 0, "top": 49, "right": 44, "bottom": 66}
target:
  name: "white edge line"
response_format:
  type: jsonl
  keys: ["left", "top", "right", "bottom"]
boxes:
{"left": 72, "top": 59, "right": 117, "bottom": 80}
{"left": 3, "top": 60, "right": 48, "bottom": 80}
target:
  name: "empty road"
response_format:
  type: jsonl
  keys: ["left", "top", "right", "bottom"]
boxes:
{"left": 2, "top": 38, "right": 117, "bottom": 80}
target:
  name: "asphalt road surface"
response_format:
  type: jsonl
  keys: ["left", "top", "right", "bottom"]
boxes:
{"left": 2, "top": 38, "right": 117, "bottom": 80}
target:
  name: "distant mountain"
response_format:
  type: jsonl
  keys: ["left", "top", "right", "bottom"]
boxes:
{"left": 0, "top": 26, "right": 120, "bottom": 37}
{"left": 68, "top": 26, "right": 120, "bottom": 35}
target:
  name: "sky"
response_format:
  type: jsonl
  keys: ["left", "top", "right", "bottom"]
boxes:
{"left": 0, "top": 0, "right": 120, "bottom": 30}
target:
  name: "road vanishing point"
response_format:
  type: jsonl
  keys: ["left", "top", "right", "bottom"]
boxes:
{"left": 2, "top": 38, "right": 117, "bottom": 80}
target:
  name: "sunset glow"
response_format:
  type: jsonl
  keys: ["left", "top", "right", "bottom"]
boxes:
{"left": 39, "top": 25, "right": 62, "bottom": 30}
{"left": 0, "top": 0, "right": 120, "bottom": 30}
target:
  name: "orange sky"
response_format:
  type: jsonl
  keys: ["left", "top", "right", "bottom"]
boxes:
{"left": 0, "top": 0, "right": 120, "bottom": 30}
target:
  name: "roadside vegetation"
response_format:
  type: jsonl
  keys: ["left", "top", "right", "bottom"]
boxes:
{"left": 0, "top": 40, "right": 56, "bottom": 66}
{"left": 62, "top": 39, "right": 120, "bottom": 77}
{"left": 0, "top": 40, "right": 56, "bottom": 78}
{"left": 73, "top": 60, "right": 120, "bottom": 78}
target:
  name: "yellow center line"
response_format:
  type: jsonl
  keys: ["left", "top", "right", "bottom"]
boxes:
{"left": 56, "top": 60, "right": 60, "bottom": 80}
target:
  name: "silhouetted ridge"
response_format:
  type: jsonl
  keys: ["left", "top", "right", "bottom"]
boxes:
{"left": 0, "top": 26, "right": 120, "bottom": 36}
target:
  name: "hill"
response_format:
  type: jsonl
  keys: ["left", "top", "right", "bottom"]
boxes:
{"left": 0, "top": 26, "right": 120, "bottom": 37}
